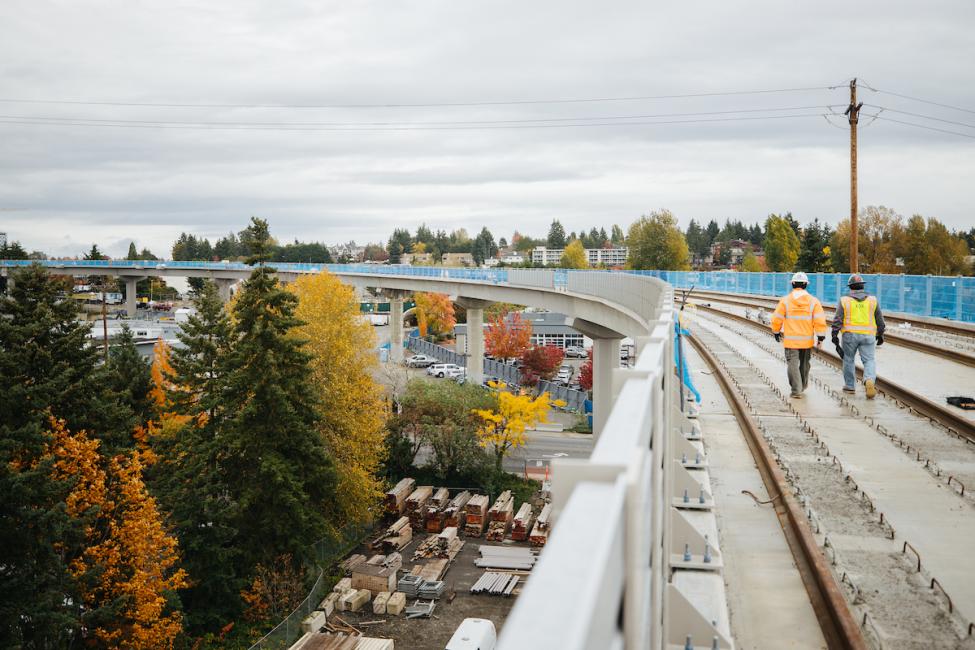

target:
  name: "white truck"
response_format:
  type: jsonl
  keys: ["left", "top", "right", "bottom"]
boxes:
{"left": 445, "top": 618, "right": 496, "bottom": 650}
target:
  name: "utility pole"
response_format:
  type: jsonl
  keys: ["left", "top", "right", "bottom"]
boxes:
{"left": 844, "top": 78, "right": 863, "bottom": 273}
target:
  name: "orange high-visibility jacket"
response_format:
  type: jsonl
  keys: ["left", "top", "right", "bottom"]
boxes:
{"left": 770, "top": 289, "right": 828, "bottom": 349}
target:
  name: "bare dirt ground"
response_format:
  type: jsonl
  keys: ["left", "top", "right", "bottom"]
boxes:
{"left": 336, "top": 536, "right": 528, "bottom": 650}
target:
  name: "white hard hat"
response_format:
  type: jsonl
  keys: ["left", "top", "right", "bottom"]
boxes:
{"left": 791, "top": 271, "right": 809, "bottom": 284}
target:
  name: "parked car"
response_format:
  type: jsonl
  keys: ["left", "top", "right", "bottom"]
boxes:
{"left": 564, "top": 345, "right": 587, "bottom": 358}
{"left": 448, "top": 367, "right": 467, "bottom": 382}
{"left": 446, "top": 617, "right": 496, "bottom": 650}
{"left": 406, "top": 354, "right": 437, "bottom": 368}
{"left": 427, "top": 363, "right": 464, "bottom": 378}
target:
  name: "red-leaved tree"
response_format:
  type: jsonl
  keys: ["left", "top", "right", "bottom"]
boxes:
{"left": 578, "top": 349, "right": 593, "bottom": 391}
{"left": 520, "top": 345, "right": 564, "bottom": 387}
{"left": 485, "top": 311, "right": 532, "bottom": 362}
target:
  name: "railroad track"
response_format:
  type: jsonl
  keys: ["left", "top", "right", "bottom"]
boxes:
{"left": 686, "top": 333, "right": 867, "bottom": 650}
{"left": 684, "top": 289, "right": 975, "bottom": 367}
{"left": 691, "top": 303, "right": 975, "bottom": 443}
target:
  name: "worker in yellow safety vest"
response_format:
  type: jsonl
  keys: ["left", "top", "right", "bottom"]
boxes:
{"left": 770, "top": 272, "right": 828, "bottom": 398}
{"left": 831, "top": 273, "right": 885, "bottom": 399}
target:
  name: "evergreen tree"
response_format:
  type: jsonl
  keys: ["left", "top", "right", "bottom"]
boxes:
{"left": 0, "top": 240, "right": 29, "bottom": 260}
{"left": 704, "top": 220, "right": 720, "bottom": 252}
{"left": 153, "top": 280, "right": 240, "bottom": 630}
{"left": 0, "top": 265, "right": 109, "bottom": 644}
{"left": 126, "top": 242, "right": 139, "bottom": 260}
{"left": 222, "top": 218, "right": 336, "bottom": 568}
{"left": 796, "top": 219, "right": 833, "bottom": 273}
{"left": 684, "top": 219, "right": 705, "bottom": 261}
{"left": 547, "top": 220, "right": 567, "bottom": 248}
{"left": 610, "top": 224, "right": 625, "bottom": 246}
{"left": 599, "top": 227, "right": 609, "bottom": 246}
{"left": 106, "top": 325, "right": 153, "bottom": 428}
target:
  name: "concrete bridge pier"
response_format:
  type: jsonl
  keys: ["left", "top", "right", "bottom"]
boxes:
{"left": 122, "top": 277, "right": 144, "bottom": 318}
{"left": 455, "top": 297, "right": 494, "bottom": 386}
{"left": 215, "top": 278, "right": 236, "bottom": 303}
{"left": 384, "top": 289, "right": 411, "bottom": 363}
{"left": 572, "top": 318, "right": 624, "bottom": 439}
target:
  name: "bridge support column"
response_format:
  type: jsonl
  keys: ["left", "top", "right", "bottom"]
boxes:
{"left": 215, "top": 278, "right": 236, "bottom": 303}
{"left": 571, "top": 318, "right": 624, "bottom": 439}
{"left": 385, "top": 289, "right": 411, "bottom": 364}
{"left": 122, "top": 277, "right": 142, "bottom": 318}
{"left": 455, "top": 297, "right": 494, "bottom": 385}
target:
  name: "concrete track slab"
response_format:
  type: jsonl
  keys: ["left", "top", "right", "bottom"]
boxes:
{"left": 687, "top": 346, "right": 826, "bottom": 650}
{"left": 689, "top": 312, "right": 975, "bottom": 624}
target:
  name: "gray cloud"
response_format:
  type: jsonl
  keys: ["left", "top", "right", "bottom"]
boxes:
{"left": 1, "top": 0, "right": 973, "bottom": 258}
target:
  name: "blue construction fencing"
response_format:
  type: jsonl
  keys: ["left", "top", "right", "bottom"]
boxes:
{"left": 633, "top": 270, "right": 975, "bottom": 323}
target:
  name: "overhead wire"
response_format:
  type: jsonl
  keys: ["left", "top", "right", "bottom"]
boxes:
{"left": 0, "top": 112, "right": 829, "bottom": 132}
{"left": 0, "top": 86, "right": 838, "bottom": 110}
{"left": 863, "top": 114, "right": 975, "bottom": 140}
{"left": 860, "top": 82, "right": 975, "bottom": 117}
{"left": 0, "top": 105, "right": 837, "bottom": 129}
{"left": 861, "top": 104, "right": 975, "bottom": 130}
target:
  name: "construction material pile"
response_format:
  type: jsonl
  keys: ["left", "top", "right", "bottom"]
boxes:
{"left": 417, "top": 580, "right": 445, "bottom": 599}
{"left": 443, "top": 490, "right": 471, "bottom": 529}
{"left": 470, "top": 572, "right": 520, "bottom": 597}
{"left": 529, "top": 503, "right": 552, "bottom": 547}
{"left": 422, "top": 487, "right": 450, "bottom": 532}
{"left": 485, "top": 490, "right": 514, "bottom": 541}
{"left": 340, "top": 555, "right": 367, "bottom": 576}
{"left": 404, "top": 600, "right": 436, "bottom": 619}
{"left": 463, "top": 494, "right": 490, "bottom": 537}
{"left": 475, "top": 545, "right": 537, "bottom": 570}
{"left": 510, "top": 502, "right": 534, "bottom": 542}
{"left": 405, "top": 486, "right": 433, "bottom": 528}
{"left": 411, "top": 526, "right": 464, "bottom": 561}
{"left": 368, "top": 517, "right": 412, "bottom": 554}
{"left": 384, "top": 478, "right": 416, "bottom": 516}
{"left": 351, "top": 554, "right": 398, "bottom": 595}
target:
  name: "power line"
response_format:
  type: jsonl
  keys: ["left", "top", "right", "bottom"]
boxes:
{"left": 0, "top": 86, "right": 837, "bottom": 110}
{"left": 0, "top": 105, "right": 835, "bottom": 128}
{"left": 868, "top": 114, "right": 975, "bottom": 140}
{"left": 861, "top": 104, "right": 975, "bottom": 130}
{"left": 861, "top": 84, "right": 975, "bottom": 116}
{"left": 0, "top": 112, "right": 827, "bottom": 132}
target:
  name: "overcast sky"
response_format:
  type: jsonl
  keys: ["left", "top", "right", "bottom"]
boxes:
{"left": 1, "top": 0, "right": 973, "bottom": 258}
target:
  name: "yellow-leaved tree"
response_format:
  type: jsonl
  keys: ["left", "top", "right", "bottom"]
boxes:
{"left": 47, "top": 418, "right": 187, "bottom": 649}
{"left": 288, "top": 271, "right": 388, "bottom": 530}
{"left": 473, "top": 386, "right": 564, "bottom": 472}
{"left": 134, "top": 339, "right": 190, "bottom": 457}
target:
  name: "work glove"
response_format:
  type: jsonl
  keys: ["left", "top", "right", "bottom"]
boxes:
{"left": 831, "top": 334, "right": 839, "bottom": 346}
{"left": 773, "top": 332, "right": 782, "bottom": 343}
{"left": 876, "top": 334, "right": 884, "bottom": 347}
{"left": 834, "top": 343, "right": 844, "bottom": 359}
{"left": 817, "top": 336, "right": 825, "bottom": 343}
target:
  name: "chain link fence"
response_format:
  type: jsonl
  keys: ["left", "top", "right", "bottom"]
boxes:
{"left": 247, "top": 522, "right": 373, "bottom": 650}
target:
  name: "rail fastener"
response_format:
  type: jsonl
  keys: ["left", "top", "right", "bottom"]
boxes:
{"left": 930, "top": 577, "right": 953, "bottom": 613}
{"left": 902, "top": 541, "right": 922, "bottom": 572}
{"left": 947, "top": 475, "right": 967, "bottom": 497}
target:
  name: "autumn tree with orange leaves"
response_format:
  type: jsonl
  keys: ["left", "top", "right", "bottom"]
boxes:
{"left": 414, "top": 292, "right": 456, "bottom": 338}
{"left": 485, "top": 311, "right": 532, "bottom": 363}
{"left": 48, "top": 418, "right": 187, "bottom": 649}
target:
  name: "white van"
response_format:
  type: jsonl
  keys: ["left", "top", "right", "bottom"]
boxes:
{"left": 445, "top": 618, "right": 496, "bottom": 650}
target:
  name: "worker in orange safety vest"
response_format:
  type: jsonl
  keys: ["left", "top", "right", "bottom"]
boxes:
{"left": 770, "top": 271, "right": 828, "bottom": 398}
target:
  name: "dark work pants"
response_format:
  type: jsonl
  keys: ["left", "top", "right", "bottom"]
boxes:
{"left": 784, "top": 348, "right": 812, "bottom": 395}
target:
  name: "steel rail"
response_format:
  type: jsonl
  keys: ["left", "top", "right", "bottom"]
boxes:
{"left": 690, "top": 288, "right": 975, "bottom": 342}
{"left": 694, "top": 303, "right": 975, "bottom": 443}
{"left": 684, "top": 292, "right": 975, "bottom": 369}
{"left": 686, "top": 333, "right": 868, "bottom": 650}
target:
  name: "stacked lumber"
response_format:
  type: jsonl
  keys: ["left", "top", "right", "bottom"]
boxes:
{"left": 463, "top": 494, "right": 490, "bottom": 537}
{"left": 422, "top": 487, "right": 450, "bottom": 533}
{"left": 475, "top": 545, "right": 538, "bottom": 570}
{"left": 368, "top": 517, "right": 412, "bottom": 553}
{"left": 372, "top": 592, "right": 390, "bottom": 615}
{"left": 443, "top": 490, "right": 471, "bottom": 529}
{"left": 386, "top": 592, "right": 406, "bottom": 615}
{"left": 351, "top": 561, "right": 397, "bottom": 596}
{"left": 510, "top": 502, "right": 534, "bottom": 542}
{"left": 411, "top": 529, "right": 464, "bottom": 561}
{"left": 429, "top": 487, "right": 450, "bottom": 509}
{"left": 384, "top": 478, "right": 415, "bottom": 516}
{"left": 417, "top": 558, "right": 449, "bottom": 582}
{"left": 405, "top": 486, "right": 433, "bottom": 528}
{"left": 340, "top": 554, "right": 367, "bottom": 576}
{"left": 485, "top": 491, "right": 514, "bottom": 541}
{"left": 529, "top": 503, "right": 552, "bottom": 547}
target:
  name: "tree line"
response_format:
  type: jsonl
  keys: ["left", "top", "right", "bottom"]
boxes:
{"left": 0, "top": 218, "right": 388, "bottom": 647}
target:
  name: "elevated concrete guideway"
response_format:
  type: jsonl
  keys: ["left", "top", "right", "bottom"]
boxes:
{"left": 1, "top": 260, "right": 666, "bottom": 439}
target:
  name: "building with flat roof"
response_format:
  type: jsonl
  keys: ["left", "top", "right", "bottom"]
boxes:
{"left": 530, "top": 246, "right": 628, "bottom": 267}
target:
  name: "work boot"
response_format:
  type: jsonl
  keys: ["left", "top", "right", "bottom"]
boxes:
{"left": 842, "top": 387, "right": 855, "bottom": 394}
{"left": 865, "top": 379, "right": 877, "bottom": 399}
{"left": 790, "top": 392, "right": 802, "bottom": 398}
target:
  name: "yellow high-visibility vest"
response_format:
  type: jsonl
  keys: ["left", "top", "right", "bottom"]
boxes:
{"left": 841, "top": 295, "right": 877, "bottom": 335}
